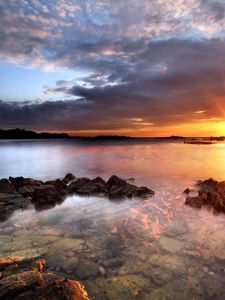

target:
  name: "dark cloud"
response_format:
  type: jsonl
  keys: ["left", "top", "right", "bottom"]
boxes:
{"left": 0, "top": 38, "right": 224, "bottom": 133}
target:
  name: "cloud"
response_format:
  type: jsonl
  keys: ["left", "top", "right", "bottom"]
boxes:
{"left": 0, "top": 1, "right": 225, "bottom": 134}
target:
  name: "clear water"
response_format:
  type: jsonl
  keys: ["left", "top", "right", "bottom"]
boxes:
{"left": 1, "top": 139, "right": 225, "bottom": 299}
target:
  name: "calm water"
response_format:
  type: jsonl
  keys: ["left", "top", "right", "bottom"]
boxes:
{"left": 1, "top": 139, "right": 225, "bottom": 299}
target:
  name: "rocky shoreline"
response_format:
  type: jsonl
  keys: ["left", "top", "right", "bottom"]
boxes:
{"left": 0, "top": 250, "right": 90, "bottom": 299}
{"left": 185, "top": 178, "right": 225, "bottom": 213}
{"left": 0, "top": 174, "right": 154, "bottom": 221}
{"left": 0, "top": 174, "right": 155, "bottom": 299}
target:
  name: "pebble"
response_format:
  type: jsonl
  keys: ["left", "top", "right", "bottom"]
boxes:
{"left": 209, "top": 271, "right": 215, "bottom": 276}
{"left": 98, "top": 266, "right": 106, "bottom": 276}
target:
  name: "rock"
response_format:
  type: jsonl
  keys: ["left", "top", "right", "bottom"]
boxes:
{"left": 18, "top": 185, "right": 40, "bottom": 197}
{"left": 98, "top": 266, "right": 106, "bottom": 276}
{"left": 102, "top": 258, "right": 124, "bottom": 269}
{"left": 0, "top": 269, "right": 90, "bottom": 300}
{"left": 185, "top": 196, "right": 203, "bottom": 208}
{"left": 45, "top": 179, "right": 67, "bottom": 195}
{"left": 63, "top": 173, "right": 76, "bottom": 183}
{"left": 0, "top": 248, "right": 46, "bottom": 266}
{"left": 107, "top": 175, "right": 128, "bottom": 187}
{"left": 107, "top": 175, "right": 154, "bottom": 199}
{"left": 0, "top": 252, "right": 90, "bottom": 300}
{"left": 60, "top": 257, "right": 78, "bottom": 272}
{"left": 158, "top": 236, "right": 184, "bottom": 254}
{"left": 50, "top": 238, "right": 84, "bottom": 254}
{"left": 94, "top": 274, "right": 149, "bottom": 300}
{"left": 32, "top": 185, "right": 59, "bottom": 205}
{"left": 9, "top": 177, "right": 43, "bottom": 189}
{"left": 185, "top": 178, "right": 225, "bottom": 213}
{"left": 0, "top": 173, "right": 154, "bottom": 218}
{"left": 75, "top": 261, "right": 99, "bottom": 279}
{"left": 135, "top": 186, "right": 154, "bottom": 198}
{"left": 67, "top": 177, "right": 108, "bottom": 195}
{"left": 183, "top": 188, "right": 191, "bottom": 194}
{"left": 0, "top": 179, "right": 16, "bottom": 194}
{"left": 33, "top": 259, "right": 45, "bottom": 272}
{"left": 0, "top": 193, "right": 31, "bottom": 221}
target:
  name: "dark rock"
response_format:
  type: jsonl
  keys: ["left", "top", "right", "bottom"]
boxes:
{"left": 0, "top": 193, "right": 31, "bottom": 222}
{"left": 108, "top": 184, "right": 137, "bottom": 199}
{"left": 0, "top": 179, "right": 16, "bottom": 194}
{"left": 135, "top": 186, "right": 154, "bottom": 197}
{"left": 107, "top": 175, "right": 127, "bottom": 188}
{"left": 32, "top": 185, "right": 60, "bottom": 205}
{"left": 18, "top": 185, "right": 40, "bottom": 197}
{"left": 107, "top": 175, "right": 154, "bottom": 199}
{"left": 185, "top": 178, "right": 225, "bottom": 213}
{"left": 45, "top": 179, "right": 67, "bottom": 195}
{"left": 67, "top": 177, "right": 107, "bottom": 195}
{"left": 0, "top": 268, "right": 90, "bottom": 300}
{"left": 63, "top": 173, "right": 76, "bottom": 183}
{"left": 183, "top": 188, "right": 191, "bottom": 194}
{"left": 0, "top": 173, "right": 154, "bottom": 220}
{"left": 185, "top": 196, "right": 203, "bottom": 208}
{"left": 67, "top": 174, "right": 154, "bottom": 199}
{"left": 9, "top": 177, "right": 43, "bottom": 190}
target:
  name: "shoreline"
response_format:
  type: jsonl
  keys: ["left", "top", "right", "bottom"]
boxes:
{"left": 0, "top": 174, "right": 154, "bottom": 222}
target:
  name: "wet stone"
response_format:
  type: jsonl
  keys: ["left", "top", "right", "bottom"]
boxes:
{"left": 75, "top": 261, "right": 99, "bottom": 279}
{"left": 59, "top": 257, "right": 78, "bottom": 273}
{"left": 158, "top": 236, "right": 184, "bottom": 254}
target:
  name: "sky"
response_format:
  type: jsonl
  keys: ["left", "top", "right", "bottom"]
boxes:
{"left": 0, "top": 0, "right": 225, "bottom": 137}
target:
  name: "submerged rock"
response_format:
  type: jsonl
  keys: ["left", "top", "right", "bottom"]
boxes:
{"left": 76, "top": 260, "right": 99, "bottom": 279}
{"left": 0, "top": 192, "right": 31, "bottom": 222}
{"left": 185, "top": 178, "right": 225, "bottom": 213}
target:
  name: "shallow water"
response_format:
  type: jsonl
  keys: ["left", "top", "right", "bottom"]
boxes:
{"left": 1, "top": 139, "right": 225, "bottom": 299}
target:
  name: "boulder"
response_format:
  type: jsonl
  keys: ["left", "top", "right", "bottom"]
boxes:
{"left": 67, "top": 177, "right": 107, "bottom": 195}
{"left": 63, "top": 173, "right": 76, "bottom": 183}
{"left": 0, "top": 269, "right": 90, "bottom": 300}
{"left": 185, "top": 178, "right": 225, "bottom": 213}
{"left": 9, "top": 177, "right": 43, "bottom": 190}
{"left": 135, "top": 186, "right": 154, "bottom": 198}
{"left": 32, "top": 185, "right": 59, "bottom": 205}
{"left": 107, "top": 175, "right": 154, "bottom": 199}
{"left": 0, "top": 252, "right": 90, "bottom": 300}
{"left": 45, "top": 179, "right": 67, "bottom": 195}
{"left": 185, "top": 196, "right": 203, "bottom": 208}
{"left": 18, "top": 185, "right": 40, "bottom": 197}
{"left": 0, "top": 179, "right": 16, "bottom": 194}
{"left": 107, "top": 175, "right": 127, "bottom": 187}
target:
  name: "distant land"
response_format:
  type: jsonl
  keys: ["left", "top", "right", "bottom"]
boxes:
{"left": 0, "top": 129, "right": 185, "bottom": 140}
{"left": 0, "top": 128, "right": 70, "bottom": 139}
{"left": 0, "top": 129, "right": 223, "bottom": 141}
